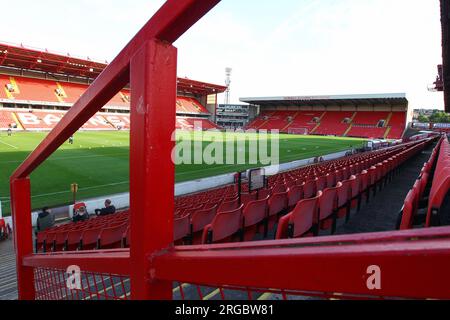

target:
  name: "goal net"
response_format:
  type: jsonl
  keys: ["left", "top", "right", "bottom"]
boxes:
{"left": 288, "top": 127, "right": 309, "bottom": 135}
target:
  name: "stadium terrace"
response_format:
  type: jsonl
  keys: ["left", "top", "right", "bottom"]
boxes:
{"left": 0, "top": 0, "right": 449, "bottom": 306}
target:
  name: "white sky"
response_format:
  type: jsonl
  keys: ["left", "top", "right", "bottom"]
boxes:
{"left": 0, "top": 0, "right": 444, "bottom": 109}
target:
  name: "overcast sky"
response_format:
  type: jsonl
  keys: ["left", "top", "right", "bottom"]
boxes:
{"left": 0, "top": 0, "right": 444, "bottom": 109}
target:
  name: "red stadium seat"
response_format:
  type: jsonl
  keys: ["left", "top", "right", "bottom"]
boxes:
{"left": 242, "top": 197, "right": 269, "bottom": 241}
{"left": 267, "top": 191, "right": 288, "bottom": 233}
{"left": 218, "top": 198, "right": 240, "bottom": 213}
{"left": 190, "top": 206, "right": 218, "bottom": 245}
{"left": 276, "top": 192, "right": 322, "bottom": 240}
{"left": 337, "top": 178, "right": 353, "bottom": 221}
{"left": 319, "top": 183, "right": 342, "bottom": 234}
{"left": 80, "top": 228, "right": 103, "bottom": 250}
{"left": 202, "top": 205, "right": 244, "bottom": 244}
{"left": 98, "top": 223, "right": 128, "bottom": 249}
{"left": 399, "top": 190, "right": 417, "bottom": 230}
{"left": 287, "top": 184, "right": 304, "bottom": 210}
{"left": 174, "top": 215, "right": 191, "bottom": 245}
{"left": 303, "top": 179, "right": 317, "bottom": 199}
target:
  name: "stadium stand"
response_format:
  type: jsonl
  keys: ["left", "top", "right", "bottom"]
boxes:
{"left": 34, "top": 138, "right": 436, "bottom": 253}
{"left": 6, "top": 0, "right": 450, "bottom": 301}
{"left": 313, "top": 111, "right": 354, "bottom": 136}
{"left": 398, "top": 135, "right": 450, "bottom": 230}
{"left": 242, "top": 95, "right": 408, "bottom": 139}
{"left": 0, "top": 109, "right": 15, "bottom": 129}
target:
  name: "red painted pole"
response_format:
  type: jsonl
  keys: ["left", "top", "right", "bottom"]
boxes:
{"left": 129, "top": 40, "right": 177, "bottom": 300}
{"left": 10, "top": 178, "right": 36, "bottom": 300}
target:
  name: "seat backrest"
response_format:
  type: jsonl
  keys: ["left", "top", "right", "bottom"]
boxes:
{"left": 241, "top": 193, "right": 258, "bottom": 207}
{"left": 273, "top": 184, "right": 287, "bottom": 194}
{"left": 327, "top": 172, "right": 336, "bottom": 188}
{"left": 288, "top": 191, "right": 322, "bottom": 238}
{"left": 359, "top": 170, "right": 369, "bottom": 191}
{"left": 319, "top": 183, "right": 341, "bottom": 221}
{"left": 316, "top": 175, "right": 327, "bottom": 192}
{"left": 217, "top": 198, "right": 239, "bottom": 213}
{"left": 338, "top": 179, "right": 352, "bottom": 208}
{"left": 268, "top": 191, "right": 288, "bottom": 217}
{"left": 80, "top": 228, "right": 102, "bottom": 249}
{"left": 99, "top": 223, "right": 128, "bottom": 248}
{"left": 288, "top": 184, "right": 304, "bottom": 208}
{"left": 205, "top": 205, "right": 244, "bottom": 244}
{"left": 174, "top": 215, "right": 190, "bottom": 242}
{"left": 303, "top": 179, "right": 317, "bottom": 199}
{"left": 191, "top": 206, "right": 218, "bottom": 234}
{"left": 400, "top": 190, "right": 416, "bottom": 230}
{"left": 350, "top": 175, "right": 359, "bottom": 198}
{"left": 243, "top": 197, "right": 269, "bottom": 228}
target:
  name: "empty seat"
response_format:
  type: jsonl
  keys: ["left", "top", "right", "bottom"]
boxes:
{"left": 242, "top": 197, "right": 269, "bottom": 241}
{"left": 287, "top": 184, "right": 304, "bottom": 210}
{"left": 98, "top": 223, "right": 128, "bottom": 249}
{"left": 80, "top": 228, "right": 102, "bottom": 250}
{"left": 276, "top": 192, "right": 322, "bottom": 240}
{"left": 190, "top": 206, "right": 218, "bottom": 245}
{"left": 202, "top": 205, "right": 244, "bottom": 244}
{"left": 319, "top": 183, "right": 342, "bottom": 234}
{"left": 174, "top": 215, "right": 191, "bottom": 245}
{"left": 303, "top": 179, "right": 317, "bottom": 199}
{"left": 399, "top": 190, "right": 417, "bottom": 230}
{"left": 267, "top": 191, "right": 288, "bottom": 233}
{"left": 217, "top": 198, "right": 240, "bottom": 213}
{"left": 337, "top": 178, "right": 352, "bottom": 221}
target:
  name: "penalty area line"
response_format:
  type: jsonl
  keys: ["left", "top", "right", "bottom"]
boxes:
{"left": 0, "top": 140, "right": 18, "bottom": 149}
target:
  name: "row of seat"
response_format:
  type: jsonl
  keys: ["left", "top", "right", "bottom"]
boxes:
{"left": 35, "top": 211, "right": 129, "bottom": 252}
{"left": 275, "top": 139, "right": 431, "bottom": 240}
{"left": 36, "top": 139, "right": 434, "bottom": 252}
{"left": 246, "top": 110, "right": 406, "bottom": 139}
{"left": 174, "top": 139, "right": 433, "bottom": 244}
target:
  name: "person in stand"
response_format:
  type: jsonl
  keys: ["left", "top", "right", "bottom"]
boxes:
{"left": 73, "top": 204, "right": 89, "bottom": 223}
{"left": 95, "top": 199, "right": 116, "bottom": 216}
{"left": 36, "top": 207, "right": 56, "bottom": 233}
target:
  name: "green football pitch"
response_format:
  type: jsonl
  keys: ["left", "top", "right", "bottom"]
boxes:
{"left": 0, "top": 131, "right": 365, "bottom": 215}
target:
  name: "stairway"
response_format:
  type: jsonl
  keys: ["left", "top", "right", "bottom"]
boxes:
{"left": 384, "top": 127, "right": 392, "bottom": 139}
{"left": 384, "top": 112, "right": 393, "bottom": 127}
{"left": 343, "top": 124, "right": 353, "bottom": 137}
{"left": 310, "top": 112, "right": 327, "bottom": 134}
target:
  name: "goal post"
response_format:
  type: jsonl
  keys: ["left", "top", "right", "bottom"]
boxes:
{"left": 288, "top": 127, "right": 309, "bottom": 135}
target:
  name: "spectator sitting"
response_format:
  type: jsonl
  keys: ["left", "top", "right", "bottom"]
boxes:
{"left": 36, "top": 207, "right": 56, "bottom": 233}
{"left": 95, "top": 199, "right": 116, "bottom": 216}
{"left": 73, "top": 204, "right": 89, "bottom": 223}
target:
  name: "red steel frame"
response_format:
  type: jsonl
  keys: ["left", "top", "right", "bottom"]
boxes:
{"left": 9, "top": 0, "right": 450, "bottom": 300}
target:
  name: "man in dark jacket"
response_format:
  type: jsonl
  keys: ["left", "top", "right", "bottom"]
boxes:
{"left": 36, "top": 207, "right": 55, "bottom": 233}
{"left": 95, "top": 199, "right": 116, "bottom": 216}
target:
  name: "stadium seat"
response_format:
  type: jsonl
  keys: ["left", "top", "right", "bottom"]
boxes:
{"left": 98, "top": 223, "right": 128, "bottom": 249}
{"left": 287, "top": 183, "right": 304, "bottom": 210}
{"left": 174, "top": 215, "right": 191, "bottom": 245}
{"left": 267, "top": 191, "right": 288, "bottom": 233}
{"left": 337, "top": 178, "right": 353, "bottom": 222}
{"left": 399, "top": 190, "right": 417, "bottom": 230}
{"left": 319, "top": 183, "right": 342, "bottom": 234}
{"left": 80, "top": 228, "right": 103, "bottom": 250}
{"left": 303, "top": 179, "right": 317, "bottom": 199}
{"left": 218, "top": 198, "right": 240, "bottom": 213}
{"left": 276, "top": 192, "right": 322, "bottom": 240}
{"left": 202, "top": 205, "right": 244, "bottom": 244}
{"left": 242, "top": 197, "right": 269, "bottom": 241}
{"left": 190, "top": 206, "right": 218, "bottom": 245}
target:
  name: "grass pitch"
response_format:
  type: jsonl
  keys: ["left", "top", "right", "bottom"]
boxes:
{"left": 0, "top": 131, "right": 365, "bottom": 215}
